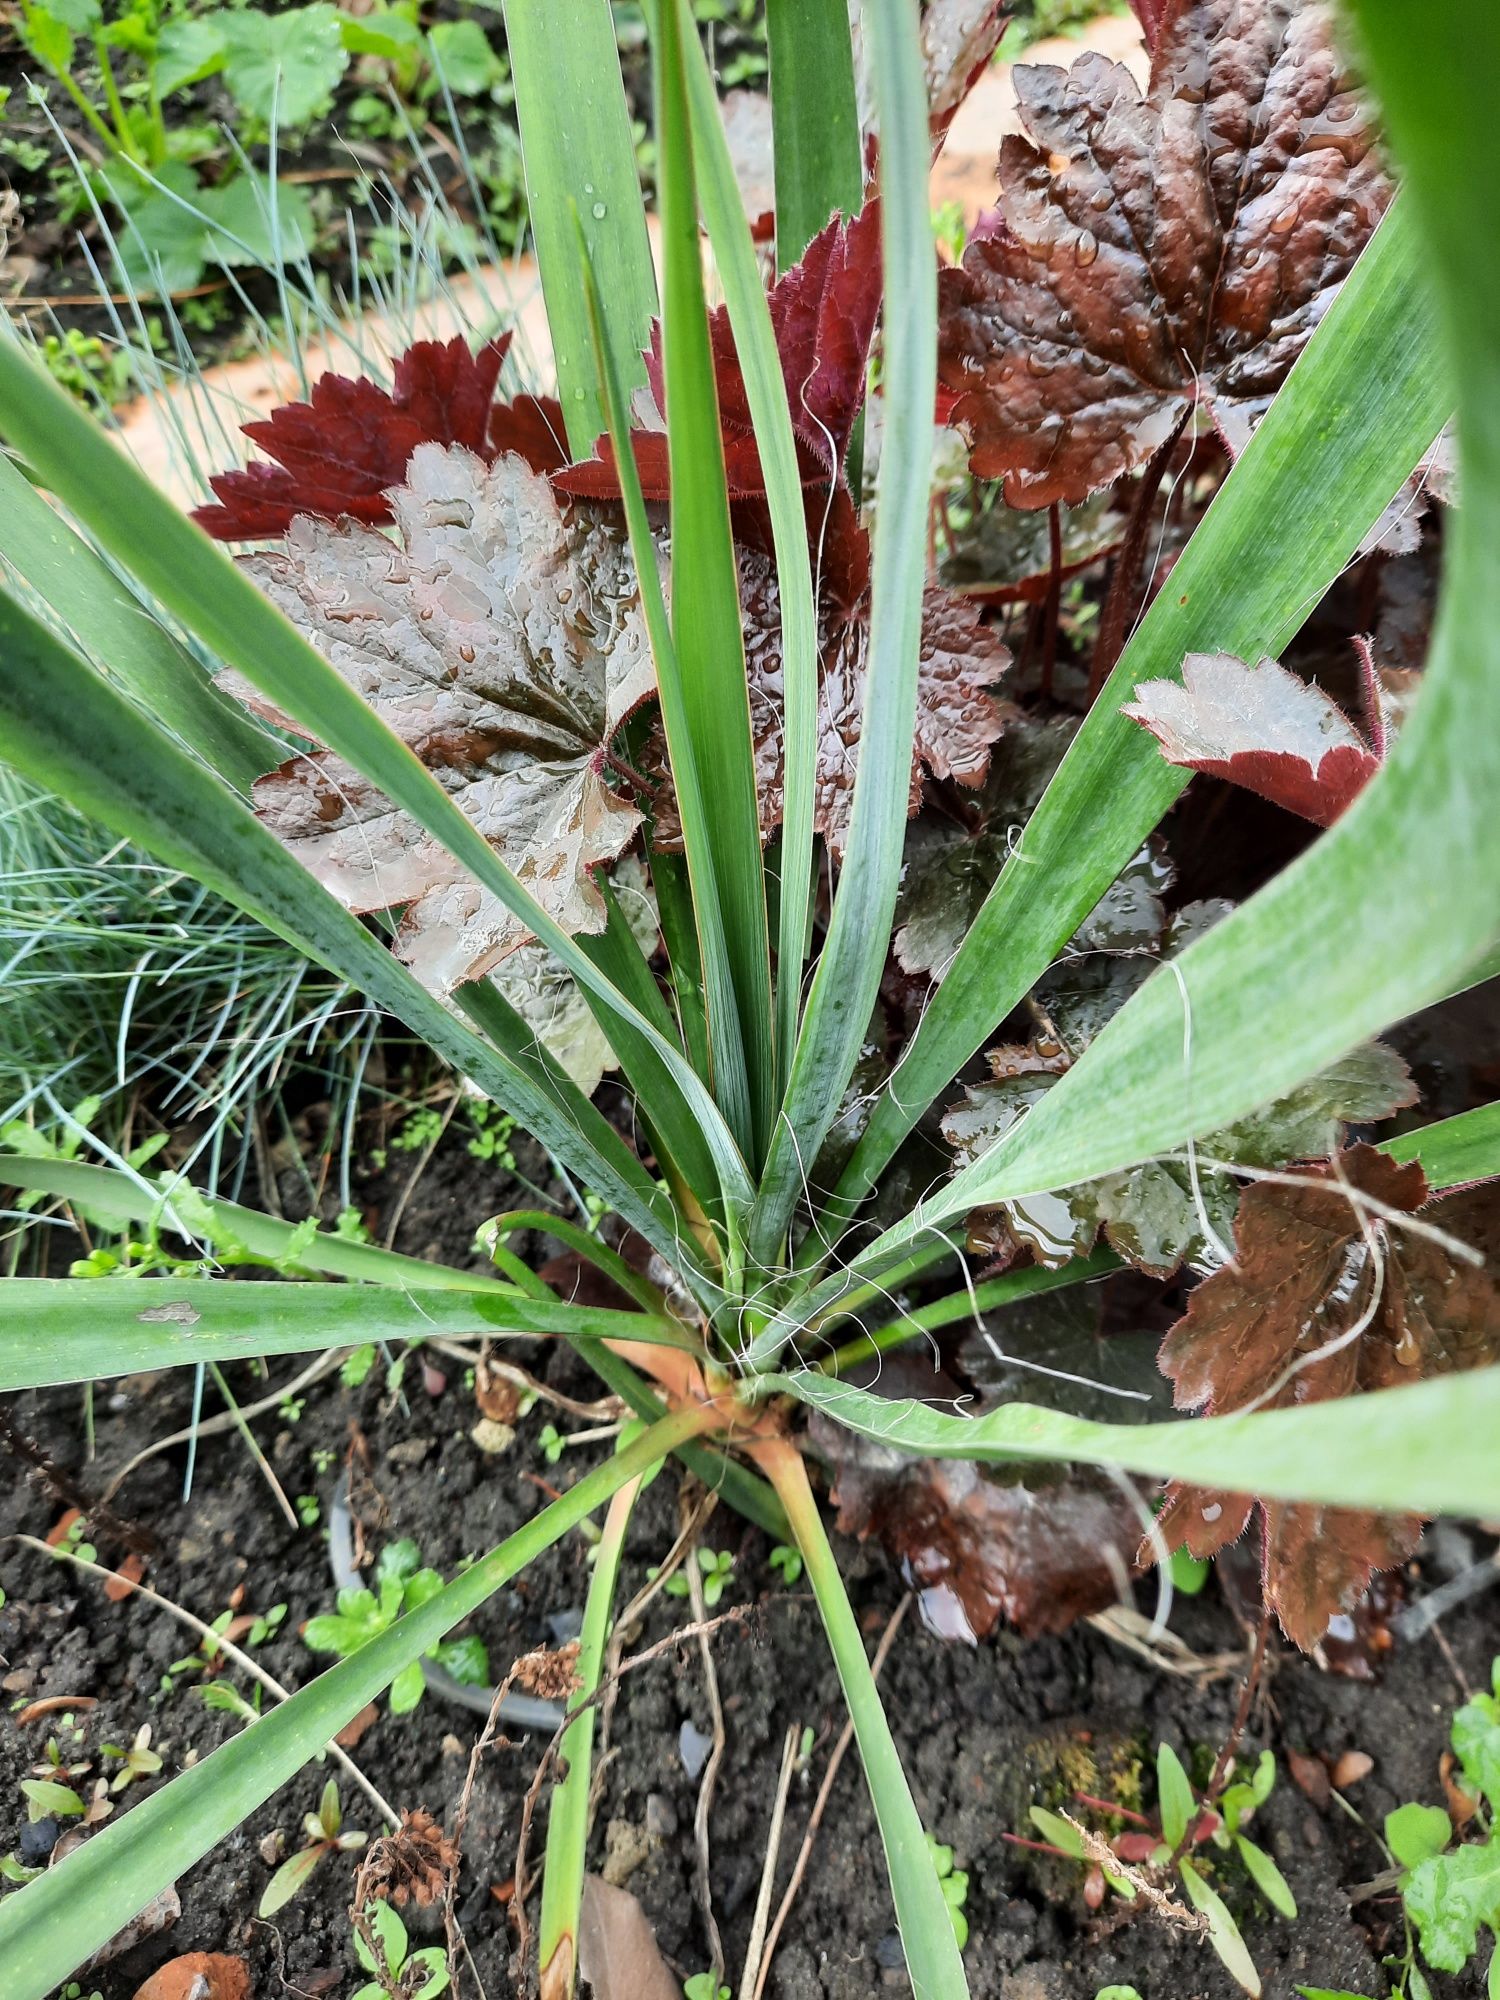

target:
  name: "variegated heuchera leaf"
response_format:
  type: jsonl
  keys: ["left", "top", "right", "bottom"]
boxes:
{"left": 234, "top": 444, "right": 653, "bottom": 996}
{"left": 1124, "top": 651, "right": 1382, "bottom": 827}
{"left": 937, "top": 0, "right": 1392, "bottom": 504}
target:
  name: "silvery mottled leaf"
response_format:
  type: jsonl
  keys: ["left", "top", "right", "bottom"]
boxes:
{"left": 1124, "top": 651, "right": 1380, "bottom": 827}
{"left": 237, "top": 445, "right": 652, "bottom": 996}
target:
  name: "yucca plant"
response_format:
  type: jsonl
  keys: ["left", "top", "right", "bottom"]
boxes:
{"left": 0, "top": 0, "right": 1498, "bottom": 1996}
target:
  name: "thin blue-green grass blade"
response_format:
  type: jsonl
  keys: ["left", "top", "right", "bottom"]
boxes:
{"left": 677, "top": 0, "right": 820, "bottom": 1093}
{"left": 1381, "top": 1104, "right": 1500, "bottom": 1189}
{"left": 765, "top": 1441, "right": 969, "bottom": 1999}
{"left": 0, "top": 331, "right": 756, "bottom": 1232}
{"left": 0, "top": 1153, "right": 523, "bottom": 1292}
{"left": 769, "top": 1367, "right": 1500, "bottom": 1519}
{"left": 655, "top": 0, "right": 776, "bottom": 1164}
{"left": 805, "top": 196, "right": 1451, "bottom": 1265}
{"left": 748, "top": 0, "right": 935, "bottom": 1270}
{"left": 0, "top": 452, "right": 275, "bottom": 791}
{"left": 0, "top": 590, "right": 724, "bottom": 1313}
{"left": 573, "top": 214, "right": 754, "bottom": 1177}
{"left": 500, "top": 0, "right": 657, "bottom": 451}
{"left": 765, "top": 0, "right": 863, "bottom": 271}
{"left": 0, "top": 1407, "right": 709, "bottom": 2000}
{"left": 0, "top": 1278, "right": 695, "bottom": 1392}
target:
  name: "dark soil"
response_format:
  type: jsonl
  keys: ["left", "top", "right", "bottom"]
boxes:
{"left": 3, "top": 1131, "right": 1497, "bottom": 2000}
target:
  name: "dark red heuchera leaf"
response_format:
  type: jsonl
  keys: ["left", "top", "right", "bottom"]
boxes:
{"left": 937, "top": 0, "right": 1392, "bottom": 505}
{"left": 808, "top": 1356, "right": 1140, "bottom": 1641}
{"left": 194, "top": 332, "right": 568, "bottom": 540}
{"left": 1123, "top": 651, "right": 1381, "bottom": 827}
{"left": 555, "top": 201, "right": 883, "bottom": 507}
{"left": 1125, "top": 0, "right": 1176, "bottom": 51}
{"left": 1155, "top": 1145, "right": 1500, "bottom": 1649}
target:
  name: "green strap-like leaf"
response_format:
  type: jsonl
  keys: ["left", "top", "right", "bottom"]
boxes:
{"left": 499, "top": 0, "right": 657, "bottom": 451}
{"left": 806, "top": 197, "right": 1451, "bottom": 1263}
{"left": 748, "top": 0, "right": 936, "bottom": 1267}
{"left": 1382, "top": 1104, "right": 1500, "bottom": 1189}
{"left": 678, "top": 0, "right": 820, "bottom": 1092}
{"left": 769, "top": 1367, "right": 1500, "bottom": 1518}
{"left": 655, "top": 0, "right": 777, "bottom": 1165}
{"left": 572, "top": 219, "right": 753, "bottom": 1198}
{"left": 765, "top": 0, "right": 862, "bottom": 271}
{"left": 770, "top": 1443, "right": 970, "bottom": 1999}
{"left": 0, "top": 590, "right": 725, "bottom": 1316}
{"left": 0, "top": 453, "right": 275, "bottom": 792}
{"left": 0, "top": 1278, "right": 695, "bottom": 1392}
{"left": 0, "top": 1152, "right": 521, "bottom": 1293}
{"left": 0, "top": 1408, "right": 708, "bottom": 2000}
{"left": 0, "top": 327, "right": 756, "bottom": 1233}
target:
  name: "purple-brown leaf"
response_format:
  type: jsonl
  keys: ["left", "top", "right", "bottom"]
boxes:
{"left": 937, "top": 0, "right": 1391, "bottom": 505}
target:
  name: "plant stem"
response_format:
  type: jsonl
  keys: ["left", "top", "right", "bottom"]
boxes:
{"left": 538, "top": 1475, "right": 641, "bottom": 1999}
{"left": 753, "top": 1440, "right": 970, "bottom": 2000}
{"left": 1087, "top": 412, "right": 1188, "bottom": 700}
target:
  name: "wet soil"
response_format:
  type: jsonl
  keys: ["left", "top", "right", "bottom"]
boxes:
{"left": 2, "top": 1133, "right": 1497, "bottom": 2000}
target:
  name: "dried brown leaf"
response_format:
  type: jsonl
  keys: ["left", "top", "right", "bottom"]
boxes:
{"left": 575, "top": 1876, "right": 682, "bottom": 2000}
{"left": 938, "top": 0, "right": 1391, "bottom": 504}
{"left": 131, "top": 1954, "right": 248, "bottom": 2000}
{"left": 1156, "top": 1147, "right": 1500, "bottom": 1648}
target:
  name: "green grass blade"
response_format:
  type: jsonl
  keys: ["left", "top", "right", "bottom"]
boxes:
{"left": 0, "top": 1408, "right": 707, "bottom": 2000}
{"left": 655, "top": 0, "right": 776, "bottom": 1163}
{"left": 0, "top": 1153, "right": 523, "bottom": 1293}
{"left": 0, "top": 588, "right": 723, "bottom": 1311}
{"left": 821, "top": 1247, "right": 1121, "bottom": 1376}
{"left": 0, "top": 333, "right": 756, "bottom": 1232}
{"left": 770, "top": 1367, "right": 1500, "bottom": 1518}
{"left": 539, "top": 1476, "right": 640, "bottom": 1995}
{"left": 765, "top": 1442, "right": 969, "bottom": 1999}
{"left": 1381, "top": 1104, "right": 1500, "bottom": 1189}
{"left": 573, "top": 216, "right": 755, "bottom": 1167}
{"left": 748, "top": 0, "right": 936, "bottom": 1269}
{"left": 0, "top": 452, "right": 275, "bottom": 792}
{"left": 500, "top": 0, "right": 657, "bottom": 451}
{"left": 765, "top": 0, "right": 863, "bottom": 270}
{"left": 653, "top": 851, "right": 713, "bottom": 1076}
{"left": 810, "top": 197, "right": 1451, "bottom": 1260}
{"left": 0, "top": 1278, "right": 695, "bottom": 1392}
{"left": 677, "top": 2, "right": 820, "bottom": 1092}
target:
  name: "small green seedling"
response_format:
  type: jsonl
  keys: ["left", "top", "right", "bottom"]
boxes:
{"left": 926, "top": 1833, "right": 971, "bottom": 1949}
{"left": 341, "top": 1344, "right": 379, "bottom": 1389}
{"left": 18, "top": 1778, "right": 85, "bottom": 1823}
{"left": 768, "top": 1543, "right": 803, "bottom": 1586}
{"left": 1028, "top": 1745, "right": 1295, "bottom": 1996}
{"left": 295, "top": 1493, "right": 321, "bottom": 1528}
{"left": 1380, "top": 1654, "right": 1500, "bottom": 2000}
{"left": 684, "top": 1978, "right": 730, "bottom": 2000}
{"left": 1097, "top": 1988, "right": 1145, "bottom": 2000}
{"left": 537, "top": 1422, "right": 568, "bottom": 1465}
{"left": 258, "top": 1779, "right": 367, "bottom": 1919}
{"left": 662, "top": 1546, "right": 735, "bottom": 1608}
{"left": 352, "top": 1896, "right": 450, "bottom": 2000}
{"left": 99, "top": 1724, "right": 162, "bottom": 1794}
{"left": 303, "top": 1539, "right": 489, "bottom": 1712}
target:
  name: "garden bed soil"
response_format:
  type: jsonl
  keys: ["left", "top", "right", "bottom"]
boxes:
{"left": 3, "top": 1132, "right": 1497, "bottom": 2000}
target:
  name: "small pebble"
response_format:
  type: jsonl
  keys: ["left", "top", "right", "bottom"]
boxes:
{"left": 679, "top": 1719, "right": 713, "bottom": 1781}
{"left": 548, "top": 1608, "right": 585, "bottom": 1644}
{"left": 875, "top": 1932, "right": 905, "bottom": 1970}
{"left": 645, "top": 1793, "right": 677, "bottom": 1840}
{"left": 1333, "top": 1749, "right": 1374, "bottom": 1788}
{"left": 18, "top": 1817, "right": 59, "bottom": 1866}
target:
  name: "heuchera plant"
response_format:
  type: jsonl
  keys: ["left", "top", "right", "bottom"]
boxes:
{"left": 0, "top": 1, "right": 1498, "bottom": 1997}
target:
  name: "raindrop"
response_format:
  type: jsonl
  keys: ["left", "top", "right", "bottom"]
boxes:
{"left": 1074, "top": 229, "right": 1099, "bottom": 267}
{"left": 592, "top": 201, "right": 607, "bottom": 219}
{"left": 1270, "top": 205, "right": 1299, "bottom": 234}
